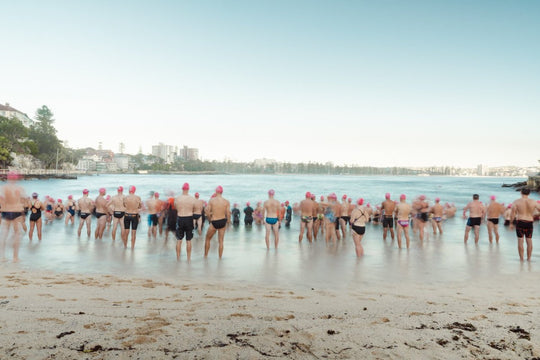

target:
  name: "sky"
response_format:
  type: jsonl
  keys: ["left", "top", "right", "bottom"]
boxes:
{"left": 1, "top": 0, "right": 539, "bottom": 167}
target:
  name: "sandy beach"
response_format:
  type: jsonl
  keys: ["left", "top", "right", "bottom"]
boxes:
{"left": 1, "top": 264, "right": 539, "bottom": 359}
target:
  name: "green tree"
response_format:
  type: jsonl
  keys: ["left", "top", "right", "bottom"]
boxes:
{"left": 0, "top": 116, "right": 37, "bottom": 167}
{"left": 29, "top": 105, "right": 63, "bottom": 168}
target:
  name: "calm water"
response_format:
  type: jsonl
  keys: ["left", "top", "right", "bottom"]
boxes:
{"left": 2, "top": 174, "right": 539, "bottom": 289}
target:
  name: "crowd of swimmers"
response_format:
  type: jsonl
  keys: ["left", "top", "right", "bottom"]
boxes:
{"left": 1, "top": 171, "right": 540, "bottom": 262}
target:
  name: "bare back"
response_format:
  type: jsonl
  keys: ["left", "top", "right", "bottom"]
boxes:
{"left": 264, "top": 199, "right": 280, "bottom": 218}
{"left": 207, "top": 196, "right": 230, "bottom": 221}
{"left": 124, "top": 194, "right": 142, "bottom": 214}
{"left": 513, "top": 197, "right": 538, "bottom": 221}
{"left": 300, "top": 199, "right": 315, "bottom": 217}
{"left": 175, "top": 194, "right": 196, "bottom": 217}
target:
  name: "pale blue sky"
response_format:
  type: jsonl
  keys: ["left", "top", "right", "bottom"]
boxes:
{"left": 1, "top": 0, "right": 539, "bottom": 167}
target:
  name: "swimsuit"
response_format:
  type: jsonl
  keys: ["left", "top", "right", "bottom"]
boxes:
{"left": 467, "top": 217, "right": 481, "bottom": 227}
{"left": 67, "top": 206, "right": 75, "bottom": 216}
{"left": 113, "top": 211, "right": 125, "bottom": 219}
{"left": 95, "top": 212, "right": 106, "bottom": 219}
{"left": 149, "top": 214, "right": 158, "bottom": 226}
{"left": 166, "top": 208, "right": 177, "bottom": 232}
{"left": 176, "top": 216, "right": 194, "bottom": 241}
{"left": 193, "top": 213, "right": 202, "bottom": 220}
{"left": 265, "top": 217, "right": 278, "bottom": 225}
{"left": 30, "top": 203, "right": 42, "bottom": 221}
{"left": 516, "top": 220, "right": 533, "bottom": 238}
{"left": 1, "top": 212, "right": 22, "bottom": 220}
{"left": 487, "top": 218, "right": 499, "bottom": 225}
{"left": 397, "top": 220, "right": 409, "bottom": 228}
{"left": 433, "top": 217, "right": 442, "bottom": 222}
{"left": 341, "top": 216, "right": 350, "bottom": 224}
{"left": 244, "top": 207, "right": 254, "bottom": 225}
{"left": 80, "top": 212, "right": 91, "bottom": 220}
{"left": 419, "top": 212, "right": 429, "bottom": 222}
{"left": 54, "top": 210, "right": 63, "bottom": 217}
{"left": 124, "top": 213, "right": 139, "bottom": 230}
{"left": 301, "top": 215, "right": 313, "bottom": 223}
{"left": 382, "top": 216, "right": 394, "bottom": 228}
{"left": 352, "top": 225, "right": 365, "bottom": 235}
{"left": 211, "top": 218, "right": 227, "bottom": 229}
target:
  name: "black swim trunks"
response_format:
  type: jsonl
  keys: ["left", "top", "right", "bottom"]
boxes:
{"left": 193, "top": 213, "right": 202, "bottom": 220}
{"left": 419, "top": 212, "right": 429, "bottom": 222}
{"left": 1, "top": 212, "right": 23, "bottom": 221}
{"left": 80, "top": 212, "right": 91, "bottom": 220}
{"left": 124, "top": 213, "right": 139, "bottom": 230}
{"left": 352, "top": 225, "right": 365, "bottom": 235}
{"left": 176, "top": 216, "right": 194, "bottom": 241}
{"left": 488, "top": 218, "right": 499, "bottom": 225}
{"left": 113, "top": 211, "right": 125, "bottom": 219}
{"left": 516, "top": 220, "right": 533, "bottom": 238}
{"left": 382, "top": 216, "right": 394, "bottom": 228}
{"left": 341, "top": 216, "right": 350, "bottom": 224}
{"left": 149, "top": 214, "right": 158, "bottom": 226}
{"left": 467, "top": 217, "right": 481, "bottom": 227}
{"left": 211, "top": 218, "right": 227, "bottom": 230}
{"left": 54, "top": 211, "right": 63, "bottom": 217}
{"left": 95, "top": 212, "right": 106, "bottom": 219}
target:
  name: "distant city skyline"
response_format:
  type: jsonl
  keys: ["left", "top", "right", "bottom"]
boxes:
{"left": 1, "top": 0, "right": 539, "bottom": 168}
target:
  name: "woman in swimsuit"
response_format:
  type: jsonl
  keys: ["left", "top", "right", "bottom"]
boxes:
{"left": 253, "top": 202, "right": 264, "bottom": 225}
{"left": 54, "top": 199, "right": 64, "bottom": 219}
{"left": 350, "top": 198, "right": 369, "bottom": 257}
{"left": 28, "top": 193, "right": 44, "bottom": 241}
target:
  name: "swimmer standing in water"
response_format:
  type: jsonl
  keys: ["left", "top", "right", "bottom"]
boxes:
{"left": 108, "top": 186, "right": 125, "bottom": 241}
{"left": 510, "top": 188, "right": 540, "bottom": 261}
{"left": 430, "top": 197, "right": 444, "bottom": 235}
{"left": 298, "top": 192, "right": 315, "bottom": 243}
{"left": 65, "top": 195, "right": 76, "bottom": 225}
{"left": 395, "top": 194, "right": 412, "bottom": 249}
{"left": 193, "top": 192, "right": 204, "bottom": 236}
{"left": 175, "top": 183, "right": 196, "bottom": 261}
{"left": 123, "top": 186, "right": 142, "bottom": 249}
{"left": 350, "top": 198, "right": 369, "bottom": 257}
{"left": 463, "top": 194, "right": 485, "bottom": 244}
{"left": 263, "top": 189, "right": 281, "bottom": 249}
{"left": 204, "top": 185, "right": 231, "bottom": 259}
{"left": 77, "top": 189, "right": 94, "bottom": 238}
{"left": 381, "top": 193, "right": 396, "bottom": 241}
{"left": 0, "top": 172, "right": 25, "bottom": 262}
{"left": 486, "top": 195, "right": 504, "bottom": 243}
{"left": 94, "top": 188, "right": 109, "bottom": 240}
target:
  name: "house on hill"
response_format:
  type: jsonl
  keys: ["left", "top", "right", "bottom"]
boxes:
{"left": 0, "top": 103, "right": 34, "bottom": 127}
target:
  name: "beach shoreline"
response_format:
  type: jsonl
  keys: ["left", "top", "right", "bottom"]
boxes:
{"left": 1, "top": 265, "right": 539, "bottom": 359}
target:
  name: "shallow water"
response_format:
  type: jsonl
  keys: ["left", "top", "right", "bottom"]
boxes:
{"left": 2, "top": 174, "right": 539, "bottom": 289}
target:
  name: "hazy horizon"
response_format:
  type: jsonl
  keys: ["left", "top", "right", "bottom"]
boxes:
{"left": 2, "top": 0, "right": 539, "bottom": 168}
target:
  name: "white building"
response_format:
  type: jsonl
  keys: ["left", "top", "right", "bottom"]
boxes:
{"left": 179, "top": 145, "right": 199, "bottom": 161}
{"left": 0, "top": 103, "right": 34, "bottom": 127}
{"left": 152, "top": 143, "right": 177, "bottom": 164}
{"left": 114, "top": 154, "right": 130, "bottom": 171}
{"left": 477, "top": 164, "right": 489, "bottom": 176}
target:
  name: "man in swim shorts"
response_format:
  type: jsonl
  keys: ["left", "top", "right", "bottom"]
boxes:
{"left": 108, "top": 186, "right": 126, "bottom": 241}
{"left": 299, "top": 192, "right": 315, "bottom": 243}
{"left": 94, "top": 188, "right": 109, "bottom": 240}
{"left": 123, "top": 186, "right": 142, "bottom": 249}
{"left": 263, "top": 189, "right": 281, "bottom": 249}
{"left": 430, "top": 197, "right": 444, "bottom": 235}
{"left": 485, "top": 195, "right": 504, "bottom": 243}
{"left": 204, "top": 185, "right": 231, "bottom": 259}
{"left": 175, "top": 183, "right": 196, "bottom": 261}
{"left": 146, "top": 192, "right": 161, "bottom": 239}
{"left": 0, "top": 172, "right": 25, "bottom": 261}
{"left": 510, "top": 188, "right": 540, "bottom": 261}
{"left": 77, "top": 189, "right": 95, "bottom": 238}
{"left": 339, "top": 194, "right": 350, "bottom": 239}
{"left": 463, "top": 194, "right": 485, "bottom": 244}
{"left": 395, "top": 194, "right": 412, "bottom": 249}
{"left": 381, "top": 193, "right": 396, "bottom": 241}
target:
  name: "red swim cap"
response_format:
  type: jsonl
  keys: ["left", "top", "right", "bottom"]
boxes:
{"left": 82, "top": 189, "right": 89, "bottom": 194}
{"left": 400, "top": 194, "right": 406, "bottom": 200}
{"left": 129, "top": 185, "right": 136, "bottom": 193}
{"left": 195, "top": 192, "right": 199, "bottom": 198}
{"left": 99, "top": 187, "right": 106, "bottom": 194}
{"left": 357, "top": 198, "right": 364, "bottom": 205}
{"left": 268, "top": 189, "right": 275, "bottom": 196}
{"left": 435, "top": 197, "right": 440, "bottom": 202}
{"left": 182, "top": 183, "right": 189, "bottom": 191}
{"left": 490, "top": 195, "right": 496, "bottom": 201}
{"left": 154, "top": 192, "right": 159, "bottom": 198}
{"left": 342, "top": 194, "right": 347, "bottom": 200}
{"left": 246, "top": 202, "right": 250, "bottom": 206}
{"left": 305, "top": 191, "right": 311, "bottom": 198}
{"left": 68, "top": 195, "right": 73, "bottom": 199}
{"left": 216, "top": 185, "right": 223, "bottom": 194}
{"left": 117, "top": 186, "right": 123, "bottom": 192}
{"left": 57, "top": 199, "right": 62, "bottom": 203}
{"left": 385, "top": 193, "right": 390, "bottom": 199}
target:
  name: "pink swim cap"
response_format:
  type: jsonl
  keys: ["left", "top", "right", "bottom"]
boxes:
{"left": 305, "top": 191, "right": 311, "bottom": 198}
{"left": 357, "top": 198, "right": 364, "bottom": 205}
{"left": 57, "top": 199, "right": 62, "bottom": 203}
{"left": 82, "top": 189, "right": 89, "bottom": 194}
{"left": 195, "top": 192, "right": 199, "bottom": 198}
{"left": 99, "top": 187, "right": 106, "bottom": 194}
{"left": 367, "top": 203, "right": 371, "bottom": 207}
{"left": 490, "top": 195, "right": 496, "bottom": 201}
{"left": 68, "top": 195, "right": 73, "bottom": 199}
{"left": 348, "top": 198, "right": 352, "bottom": 203}
{"left": 182, "top": 183, "right": 189, "bottom": 191}
{"left": 117, "top": 186, "right": 123, "bottom": 192}
{"left": 154, "top": 192, "right": 159, "bottom": 198}
{"left": 106, "top": 195, "right": 111, "bottom": 200}
{"left": 400, "top": 194, "right": 406, "bottom": 200}
{"left": 435, "top": 197, "right": 440, "bottom": 202}
{"left": 320, "top": 196, "right": 324, "bottom": 201}
{"left": 268, "top": 189, "right": 275, "bottom": 196}
{"left": 419, "top": 195, "right": 426, "bottom": 200}
{"left": 216, "top": 185, "right": 223, "bottom": 194}
{"left": 385, "top": 193, "right": 390, "bottom": 199}
{"left": 342, "top": 194, "right": 347, "bottom": 200}
{"left": 285, "top": 200, "right": 289, "bottom": 205}
{"left": 246, "top": 202, "right": 250, "bottom": 206}
{"left": 129, "top": 185, "right": 136, "bottom": 193}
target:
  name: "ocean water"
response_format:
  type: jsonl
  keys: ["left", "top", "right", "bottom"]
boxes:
{"left": 2, "top": 174, "right": 539, "bottom": 289}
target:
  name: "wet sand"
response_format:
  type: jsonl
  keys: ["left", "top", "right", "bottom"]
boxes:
{"left": 1, "top": 265, "right": 539, "bottom": 359}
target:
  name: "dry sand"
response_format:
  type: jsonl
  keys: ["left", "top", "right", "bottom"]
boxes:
{"left": 1, "top": 265, "right": 539, "bottom": 359}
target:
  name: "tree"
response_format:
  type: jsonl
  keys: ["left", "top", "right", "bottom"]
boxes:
{"left": 28, "top": 105, "right": 63, "bottom": 168}
{"left": 0, "top": 116, "right": 36, "bottom": 167}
